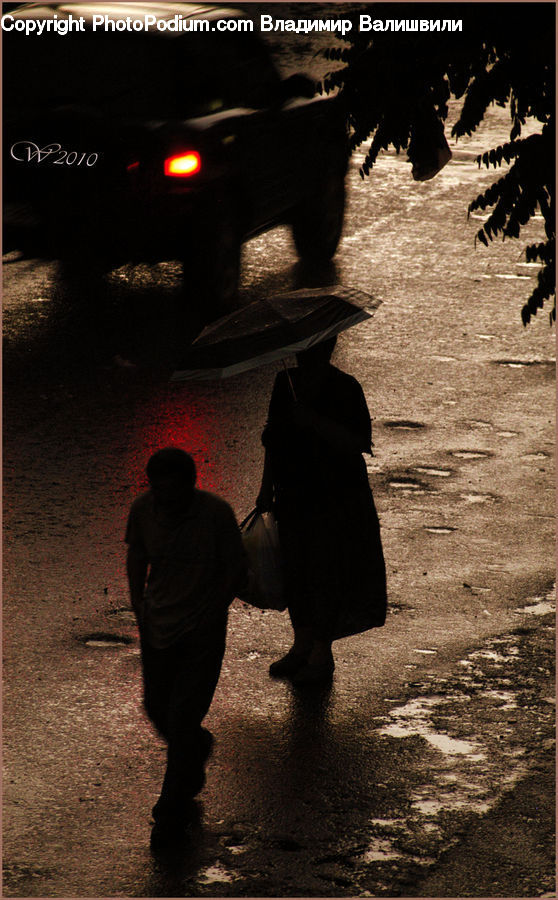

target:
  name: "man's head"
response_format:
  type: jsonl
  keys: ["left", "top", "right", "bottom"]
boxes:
{"left": 146, "top": 447, "right": 196, "bottom": 511}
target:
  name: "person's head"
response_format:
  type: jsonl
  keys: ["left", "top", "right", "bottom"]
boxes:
{"left": 146, "top": 447, "right": 197, "bottom": 511}
{"left": 296, "top": 336, "right": 337, "bottom": 370}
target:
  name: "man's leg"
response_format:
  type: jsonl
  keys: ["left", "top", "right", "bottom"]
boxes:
{"left": 140, "top": 637, "right": 172, "bottom": 740}
{"left": 151, "top": 615, "right": 227, "bottom": 835}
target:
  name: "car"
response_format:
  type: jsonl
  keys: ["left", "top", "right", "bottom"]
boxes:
{"left": 3, "top": 3, "right": 348, "bottom": 316}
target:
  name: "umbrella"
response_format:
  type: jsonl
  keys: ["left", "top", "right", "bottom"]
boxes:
{"left": 171, "top": 285, "right": 381, "bottom": 383}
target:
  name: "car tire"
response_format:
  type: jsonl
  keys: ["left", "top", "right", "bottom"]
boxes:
{"left": 291, "top": 168, "right": 345, "bottom": 263}
{"left": 185, "top": 213, "right": 241, "bottom": 321}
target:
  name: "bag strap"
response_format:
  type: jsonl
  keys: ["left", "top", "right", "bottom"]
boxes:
{"left": 240, "top": 508, "right": 259, "bottom": 530}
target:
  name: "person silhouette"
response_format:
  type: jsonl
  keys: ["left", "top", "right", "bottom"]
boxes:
{"left": 126, "top": 448, "right": 247, "bottom": 849}
{"left": 256, "top": 337, "right": 387, "bottom": 685}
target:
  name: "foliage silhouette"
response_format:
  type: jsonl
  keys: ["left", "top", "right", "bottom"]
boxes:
{"left": 321, "top": 2, "right": 555, "bottom": 324}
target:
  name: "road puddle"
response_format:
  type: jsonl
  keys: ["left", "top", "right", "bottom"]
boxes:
{"left": 378, "top": 697, "right": 485, "bottom": 760}
{"left": 361, "top": 840, "right": 403, "bottom": 863}
{"left": 517, "top": 599, "right": 556, "bottom": 616}
{"left": 424, "top": 734, "right": 483, "bottom": 757}
{"left": 197, "top": 864, "right": 238, "bottom": 884}
{"left": 79, "top": 632, "right": 133, "bottom": 649}
{"left": 363, "top": 608, "right": 554, "bottom": 889}
{"left": 226, "top": 844, "right": 249, "bottom": 855}
{"left": 412, "top": 796, "right": 490, "bottom": 816}
{"left": 413, "top": 466, "right": 452, "bottom": 477}
{"left": 479, "top": 690, "right": 517, "bottom": 709}
{"left": 460, "top": 492, "right": 495, "bottom": 504}
{"left": 469, "top": 648, "right": 518, "bottom": 664}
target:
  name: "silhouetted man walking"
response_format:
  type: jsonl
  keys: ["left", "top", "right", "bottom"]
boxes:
{"left": 126, "top": 447, "right": 247, "bottom": 850}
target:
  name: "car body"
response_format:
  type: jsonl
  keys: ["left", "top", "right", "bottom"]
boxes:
{"left": 3, "top": 3, "right": 348, "bottom": 312}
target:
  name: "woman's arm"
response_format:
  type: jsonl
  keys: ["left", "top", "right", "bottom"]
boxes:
{"left": 256, "top": 446, "right": 274, "bottom": 512}
{"left": 292, "top": 402, "right": 368, "bottom": 454}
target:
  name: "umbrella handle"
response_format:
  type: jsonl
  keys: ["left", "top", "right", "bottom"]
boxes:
{"left": 281, "top": 359, "right": 297, "bottom": 400}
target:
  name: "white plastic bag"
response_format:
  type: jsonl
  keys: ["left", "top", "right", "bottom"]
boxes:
{"left": 240, "top": 510, "right": 285, "bottom": 611}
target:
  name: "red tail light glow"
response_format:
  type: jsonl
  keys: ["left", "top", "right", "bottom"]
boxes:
{"left": 164, "top": 152, "right": 201, "bottom": 177}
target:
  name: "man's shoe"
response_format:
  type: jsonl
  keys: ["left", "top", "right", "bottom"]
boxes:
{"left": 290, "top": 659, "right": 334, "bottom": 686}
{"left": 150, "top": 801, "right": 200, "bottom": 852}
{"left": 150, "top": 820, "right": 189, "bottom": 852}
{"left": 269, "top": 650, "right": 308, "bottom": 678}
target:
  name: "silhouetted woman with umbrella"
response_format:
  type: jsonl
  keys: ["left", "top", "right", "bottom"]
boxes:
{"left": 256, "top": 336, "right": 387, "bottom": 685}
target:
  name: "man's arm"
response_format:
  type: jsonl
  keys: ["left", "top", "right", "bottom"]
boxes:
{"left": 126, "top": 545, "right": 148, "bottom": 627}
{"left": 216, "top": 505, "right": 249, "bottom": 601}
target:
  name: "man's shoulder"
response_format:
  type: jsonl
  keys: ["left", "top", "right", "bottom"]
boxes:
{"left": 195, "top": 489, "right": 236, "bottom": 518}
{"left": 129, "top": 490, "right": 153, "bottom": 517}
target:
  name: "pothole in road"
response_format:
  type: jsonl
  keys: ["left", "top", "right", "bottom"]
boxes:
{"left": 388, "top": 477, "right": 430, "bottom": 494}
{"left": 383, "top": 420, "right": 426, "bottom": 430}
{"left": 451, "top": 450, "right": 490, "bottom": 460}
{"left": 521, "top": 451, "right": 549, "bottom": 461}
{"left": 460, "top": 492, "right": 496, "bottom": 504}
{"left": 79, "top": 632, "right": 134, "bottom": 649}
{"left": 492, "top": 274, "right": 532, "bottom": 281}
{"left": 106, "top": 607, "right": 136, "bottom": 624}
{"left": 468, "top": 420, "right": 493, "bottom": 430}
{"left": 425, "top": 526, "right": 457, "bottom": 534}
{"left": 413, "top": 466, "right": 452, "bottom": 477}
{"left": 493, "top": 358, "right": 555, "bottom": 368}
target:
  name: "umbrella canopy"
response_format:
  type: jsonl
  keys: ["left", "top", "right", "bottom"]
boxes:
{"left": 171, "top": 285, "right": 381, "bottom": 382}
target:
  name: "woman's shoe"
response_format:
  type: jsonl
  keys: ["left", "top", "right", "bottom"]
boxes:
{"left": 290, "top": 659, "right": 334, "bottom": 686}
{"left": 269, "top": 650, "right": 308, "bottom": 678}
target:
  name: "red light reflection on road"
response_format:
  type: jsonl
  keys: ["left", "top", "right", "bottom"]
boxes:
{"left": 125, "top": 391, "right": 219, "bottom": 497}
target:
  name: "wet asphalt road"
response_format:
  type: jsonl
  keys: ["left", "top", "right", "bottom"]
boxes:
{"left": 3, "top": 93, "right": 556, "bottom": 898}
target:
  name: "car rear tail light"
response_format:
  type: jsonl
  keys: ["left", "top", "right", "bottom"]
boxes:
{"left": 164, "top": 152, "right": 201, "bottom": 177}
